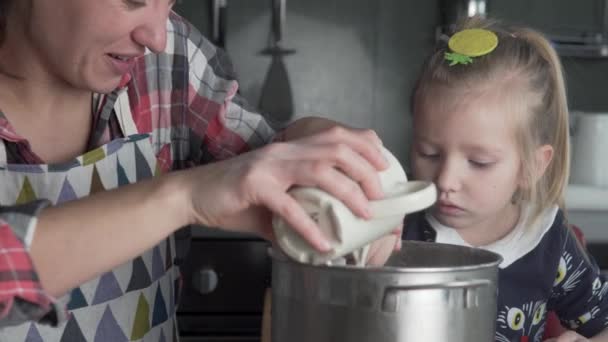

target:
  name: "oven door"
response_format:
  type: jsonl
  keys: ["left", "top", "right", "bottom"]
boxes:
{"left": 177, "top": 228, "right": 271, "bottom": 342}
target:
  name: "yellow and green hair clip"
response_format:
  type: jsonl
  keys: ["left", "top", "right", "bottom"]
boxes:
{"left": 445, "top": 28, "right": 498, "bottom": 66}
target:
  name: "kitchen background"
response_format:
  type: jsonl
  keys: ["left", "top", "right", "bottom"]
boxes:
{"left": 172, "top": 1, "right": 608, "bottom": 341}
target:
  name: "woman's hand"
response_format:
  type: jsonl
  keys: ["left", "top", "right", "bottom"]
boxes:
{"left": 544, "top": 331, "right": 589, "bottom": 342}
{"left": 366, "top": 225, "right": 402, "bottom": 266}
{"left": 183, "top": 125, "right": 388, "bottom": 251}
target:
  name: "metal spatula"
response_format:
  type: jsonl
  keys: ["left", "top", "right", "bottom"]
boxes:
{"left": 211, "top": 0, "right": 227, "bottom": 48}
{"left": 258, "top": 0, "right": 295, "bottom": 127}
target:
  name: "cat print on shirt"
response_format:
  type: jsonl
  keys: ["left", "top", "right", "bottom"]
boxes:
{"left": 495, "top": 300, "right": 547, "bottom": 342}
{"left": 551, "top": 251, "right": 587, "bottom": 301}
{"left": 590, "top": 277, "right": 608, "bottom": 302}
{"left": 565, "top": 306, "right": 601, "bottom": 330}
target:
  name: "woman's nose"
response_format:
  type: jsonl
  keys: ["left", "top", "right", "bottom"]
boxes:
{"left": 435, "top": 159, "right": 461, "bottom": 193}
{"left": 132, "top": 12, "right": 169, "bottom": 54}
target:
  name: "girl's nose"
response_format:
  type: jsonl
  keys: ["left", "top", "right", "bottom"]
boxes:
{"left": 132, "top": 12, "right": 169, "bottom": 54}
{"left": 435, "top": 159, "right": 461, "bottom": 193}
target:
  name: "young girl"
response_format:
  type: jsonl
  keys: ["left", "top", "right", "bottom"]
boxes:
{"left": 404, "top": 17, "right": 608, "bottom": 342}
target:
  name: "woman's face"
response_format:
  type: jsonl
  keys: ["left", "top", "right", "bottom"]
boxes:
{"left": 22, "top": 0, "right": 175, "bottom": 92}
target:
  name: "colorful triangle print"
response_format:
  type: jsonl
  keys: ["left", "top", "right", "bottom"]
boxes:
{"left": 48, "top": 159, "right": 80, "bottom": 172}
{"left": 134, "top": 142, "right": 153, "bottom": 180}
{"left": 128, "top": 134, "right": 150, "bottom": 142}
{"left": 94, "top": 306, "right": 129, "bottom": 342}
{"left": 92, "top": 271, "right": 124, "bottom": 305}
{"left": 172, "top": 278, "right": 180, "bottom": 314}
{"left": 105, "top": 138, "right": 125, "bottom": 156}
{"left": 56, "top": 177, "right": 78, "bottom": 204}
{"left": 67, "top": 287, "right": 88, "bottom": 310}
{"left": 82, "top": 147, "right": 106, "bottom": 166}
{"left": 89, "top": 165, "right": 106, "bottom": 194}
{"left": 116, "top": 159, "right": 131, "bottom": 186}
{"left": 173, "top": 323, "right": 179, "bottom": 342}
{"left": 7, "top": 164, "right": 45, "bottom": 173}
{"left": 60, "top": 315, "right": 87, "bottom": 342}
{"left": 126, "top": 257, "right": 152, "bottom": 293}
{"left": 130, "top": 293, "right": 151, "bottom": 340}
{"left": 165, "top": 238, "right": 172, "bottom": 271}
{"left": 151, "top": 246, "right": 164, "bottom": 282}
{"left": 152, "top": 285, "right": 168, "bottom": 327}
{"left": 25, "top": 323, "right": 43, "bottom": 342}
{"left": 16, "top": 177, "right": 36, "bottom": 204}
{"left": 154, "top": 163, "right": 162, "bottom": 178}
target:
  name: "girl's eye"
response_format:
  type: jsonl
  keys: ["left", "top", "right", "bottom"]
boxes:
{"left": 417, "top": 150, "right": 439, "bottom": 159}
{"left": 469, "top": 160, "right": 493, "bottom": 168}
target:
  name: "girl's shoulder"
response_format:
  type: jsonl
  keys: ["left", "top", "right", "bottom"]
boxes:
{"left": 402, "top": 211, "right": 436, "bottom": 242}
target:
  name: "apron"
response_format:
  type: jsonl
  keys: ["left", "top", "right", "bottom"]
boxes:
{"left": 0, "top": 90, "right": 180, "bottom": 341}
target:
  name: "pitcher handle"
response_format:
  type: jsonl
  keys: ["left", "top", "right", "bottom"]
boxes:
{"left": 368, "top": 181, "right": 437, "bottom": 218}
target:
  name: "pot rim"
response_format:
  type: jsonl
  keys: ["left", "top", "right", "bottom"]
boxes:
{"left": 269, "top": 241, "right": 503, "bottom": 273}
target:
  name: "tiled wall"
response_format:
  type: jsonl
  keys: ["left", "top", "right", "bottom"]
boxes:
{"left": 174, "top": 0, "right": 608, "bottom": 169}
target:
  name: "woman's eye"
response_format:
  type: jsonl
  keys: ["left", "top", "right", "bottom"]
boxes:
{"left": 125, "top": 0, "right": 147, "bottom": 8}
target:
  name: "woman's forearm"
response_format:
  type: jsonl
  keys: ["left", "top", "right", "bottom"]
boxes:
{"left": 29, "top": 171, "right": 192, "bottom": 298}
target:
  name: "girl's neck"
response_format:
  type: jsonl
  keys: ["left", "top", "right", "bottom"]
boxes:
{"left": 458, "top": 203, "right": 522, "bottom": 247}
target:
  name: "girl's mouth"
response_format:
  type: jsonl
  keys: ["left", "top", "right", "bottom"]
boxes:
{"left": 436, "top": 201, "right": 464, "bottom": 215}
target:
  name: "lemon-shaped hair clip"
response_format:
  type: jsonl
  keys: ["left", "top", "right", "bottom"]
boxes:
{"left": 445, "top": 28, "right": 498, "bottom": 66}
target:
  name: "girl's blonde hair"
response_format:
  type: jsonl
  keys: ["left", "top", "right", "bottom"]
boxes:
{"left": 412, "top": 16, "right": 570, "bottom": 222}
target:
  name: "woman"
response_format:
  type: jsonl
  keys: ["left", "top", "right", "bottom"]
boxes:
{"left": 0, "top": 0, "right": 398, "bottom": 340}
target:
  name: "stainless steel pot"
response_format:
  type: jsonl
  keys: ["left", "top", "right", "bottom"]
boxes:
{"left": 271, "top": 241, "right": 502, "bottom": 342}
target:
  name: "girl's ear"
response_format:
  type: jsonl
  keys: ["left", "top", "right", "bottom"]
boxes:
{"left": 534, "top": 144, "right": 554, "bottom": 181}
{"left": 517, "top": 144, "right": 554, "bottom": 189}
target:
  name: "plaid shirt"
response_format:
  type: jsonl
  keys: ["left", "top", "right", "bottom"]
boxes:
{"left": 0, "top": 12, "right": 274, "bottom": 327}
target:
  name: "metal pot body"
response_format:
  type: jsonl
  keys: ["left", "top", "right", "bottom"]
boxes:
{"left": 271, "top": 241, "right": 502, "bottom": 342}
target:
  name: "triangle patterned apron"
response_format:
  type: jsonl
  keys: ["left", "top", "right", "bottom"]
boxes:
{"left": 0, "top": 90, "right": 180, "bottom": 341}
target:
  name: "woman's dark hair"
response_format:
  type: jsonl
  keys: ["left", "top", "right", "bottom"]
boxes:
{"left": 0, "top": 0, "right": 11, "bottom": 45}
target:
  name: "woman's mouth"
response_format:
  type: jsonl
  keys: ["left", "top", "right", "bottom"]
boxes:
{"left": 107, "top": 53, "right": 136, "bottom": 74}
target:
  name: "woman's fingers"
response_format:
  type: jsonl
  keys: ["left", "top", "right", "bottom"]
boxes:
{"left": 303, "top": 126, "right": 388, "bottom": 171}
{"left": 293, "top": 164, "right": 373, "bottom": 219}
{"left": 546, "top": 331, "right": 589, "bottom": 342}
{"left": 188, "top": 126, "right": 394, "bottom": 255}
{"left": 261, "top": 190, "right": 333, "bottom": 252}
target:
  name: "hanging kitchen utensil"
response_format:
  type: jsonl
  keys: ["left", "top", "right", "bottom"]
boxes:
{"left": 211, "top": 0, "right": 227, "bottom": 48}
{"left": 258, "top": 0, "right": 295, "bottom": 127}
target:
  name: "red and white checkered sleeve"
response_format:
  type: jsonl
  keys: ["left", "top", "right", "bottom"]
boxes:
{"left": 168, "top": 13, "right": 276, "bottom": 162}
{"left": 0, "top": 202, "right": 67, "bottom": 327}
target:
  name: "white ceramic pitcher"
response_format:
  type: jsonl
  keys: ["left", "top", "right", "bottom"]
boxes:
{"left": 272, "top": 146, "right": 437, "bottom": 265}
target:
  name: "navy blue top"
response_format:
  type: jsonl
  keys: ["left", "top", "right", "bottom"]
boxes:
{"left": 403, "top": 210, "right": 608, "bottom": 341}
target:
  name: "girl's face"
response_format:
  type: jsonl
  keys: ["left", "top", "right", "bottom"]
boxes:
{"left": 412, "top": 87, "right": 523, "bottom": 240}
{"left": 20, "top": 0, "right": 175, "bottom": 92}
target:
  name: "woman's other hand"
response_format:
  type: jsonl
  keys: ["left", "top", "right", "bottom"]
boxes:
{"left": 365, "top": 225, "right": 402, "bottom": 266}
{"left": 544, "top": 331, "right": 589, "bottom": 342}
